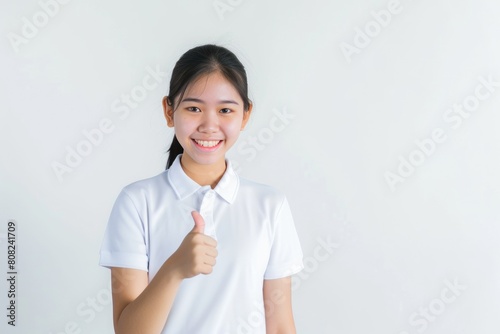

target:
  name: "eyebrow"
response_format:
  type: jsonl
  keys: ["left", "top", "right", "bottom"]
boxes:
{"left": 181, "top": 97, "right": 240, "bottom": 105}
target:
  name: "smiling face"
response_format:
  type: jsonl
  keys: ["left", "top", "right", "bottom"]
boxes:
{"left": 163, "top": 71, "right": 252, "bottom": 172}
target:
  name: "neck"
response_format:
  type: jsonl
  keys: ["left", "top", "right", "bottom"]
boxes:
{"left": 180, "top": 155, "right": 226, "bottom": 189}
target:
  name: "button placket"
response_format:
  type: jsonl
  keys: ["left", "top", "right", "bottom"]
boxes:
{"left": 199, "top": 190, "right": 217, "bottom": 239}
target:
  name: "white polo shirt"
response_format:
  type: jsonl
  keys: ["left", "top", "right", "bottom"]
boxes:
{"left": 99, "top": 154, "right": 304, "bottom": 333}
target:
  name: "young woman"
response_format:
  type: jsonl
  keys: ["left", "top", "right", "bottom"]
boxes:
{"left": 99, "top": 44, "right": 304, "bottom": 333}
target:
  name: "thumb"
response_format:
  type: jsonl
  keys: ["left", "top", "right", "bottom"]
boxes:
{"left": 191, "top": 211, "right": 205, "bottom": 234}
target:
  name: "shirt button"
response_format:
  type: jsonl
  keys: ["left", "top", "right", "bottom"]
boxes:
{"left": 206, "top": 191, "right": 214, "bottom": 198}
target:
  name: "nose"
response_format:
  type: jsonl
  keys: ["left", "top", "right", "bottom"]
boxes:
{"left": 198, "top": 109, "right": 219, "bottom": 133}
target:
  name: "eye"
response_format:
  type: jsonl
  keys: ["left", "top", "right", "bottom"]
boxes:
{"left": 220, "top": 108, "right": 232, "bottom": 114}
{"left": 187, "top": 106, "right": 201, "bottom": 112}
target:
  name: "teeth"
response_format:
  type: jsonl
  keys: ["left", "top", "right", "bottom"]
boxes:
{"left": 195, "top": 140, "right": 220, "bottom": 147}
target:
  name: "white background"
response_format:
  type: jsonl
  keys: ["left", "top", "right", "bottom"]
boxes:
{"left": 1, "top": 0, "right": 499, "bottom": 333}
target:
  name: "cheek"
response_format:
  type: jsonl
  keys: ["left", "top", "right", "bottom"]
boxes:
{"left": 174, "top": 116, "right": 195, "bottom": 139}
{"left": 223, "top": 122, "right": 243, "bottom": 142}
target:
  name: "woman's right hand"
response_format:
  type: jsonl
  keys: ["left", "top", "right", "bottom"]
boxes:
{"left": 167, "top": 211, "right": 218, "bottom": 279}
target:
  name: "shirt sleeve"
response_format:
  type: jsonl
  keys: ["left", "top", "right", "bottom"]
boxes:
{"left": 99, "top": 188, "right": 149, "bottom": 272}
{"left": 264, "top": 196, "right": 304, "bottom": 280}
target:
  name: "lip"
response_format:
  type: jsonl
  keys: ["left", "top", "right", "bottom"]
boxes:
{"left": 191, "top": 138, "right": 223, "bottom": 152}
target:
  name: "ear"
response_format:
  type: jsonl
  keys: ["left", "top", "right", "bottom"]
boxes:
{"left": 241, "top": 102, "right": 253, "bottom": 131}
{"left": 162, "top": 96, "right": 174, "bottom": 127}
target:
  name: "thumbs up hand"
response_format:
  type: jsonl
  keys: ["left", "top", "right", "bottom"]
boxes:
{"left": 167, "top": 211, "right": 218, "bottom": 279}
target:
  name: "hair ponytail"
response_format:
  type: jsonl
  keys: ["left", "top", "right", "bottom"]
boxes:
{"left": 166, "top": 135, "right": 183, "bottom": 169}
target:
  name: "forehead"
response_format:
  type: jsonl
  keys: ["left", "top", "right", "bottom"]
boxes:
{"left": 183, "top": 72, "right": 242, "bottom": 102}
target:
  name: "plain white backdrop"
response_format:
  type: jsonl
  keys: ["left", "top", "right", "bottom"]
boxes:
{"left": 1, "top": 0, "right": 499, "bottom": 333}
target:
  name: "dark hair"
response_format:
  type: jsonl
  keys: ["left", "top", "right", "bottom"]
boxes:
{"left": 165, "top": 44, "right": 251, "bottom": 169}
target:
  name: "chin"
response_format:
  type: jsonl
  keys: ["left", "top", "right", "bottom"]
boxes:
{"left": 189, "top": 153, "right": 225, "bottom": 166}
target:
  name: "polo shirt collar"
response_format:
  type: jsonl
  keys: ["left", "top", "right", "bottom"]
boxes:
{"left": 167, "top": 154, "right": 239, "bottom": 204}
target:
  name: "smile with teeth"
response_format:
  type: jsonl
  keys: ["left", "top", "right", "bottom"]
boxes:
{"left": 193, "top": 139, "right": 222, "bottom": 147}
